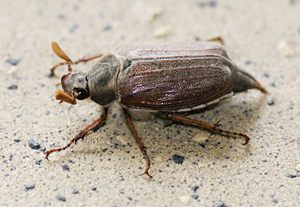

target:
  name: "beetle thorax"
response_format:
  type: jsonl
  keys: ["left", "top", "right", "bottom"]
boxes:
{"left": 87, "top": 53, "right": 122, "bottom": 106}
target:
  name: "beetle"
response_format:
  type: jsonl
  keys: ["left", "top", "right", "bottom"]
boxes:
{"left": 45, "top": 40, "right": 267, "bottom": 177}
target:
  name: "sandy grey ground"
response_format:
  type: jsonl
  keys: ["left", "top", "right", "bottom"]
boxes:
{"left": 1, "top": 0, "right": 299, "bottom": 206}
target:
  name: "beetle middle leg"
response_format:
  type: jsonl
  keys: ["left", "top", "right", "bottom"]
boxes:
{"left": 123, "top": 109, "right": 152, "bottom": 178}
{"left": 165, "top": 113, "right": 250, "bottom": 145}
{"left": 44, "top": 108, "right": 108, "bottom": 159}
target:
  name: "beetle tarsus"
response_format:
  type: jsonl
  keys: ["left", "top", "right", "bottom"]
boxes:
{"left": 142, "top": 165, "right": 152, "bottom": 178}
{"left": 44, "top": 109, "right": 108, "bottom": 159}
{"left": 166, "top": 113, "right": 250, "bottom": 145}
{"left": 45, "top": 151, "right": 50, "bottom": 160}
{"left": 124, "top": 109, "right": 152, "bottom": 178}
{"left": 242, "top": 134, "right": 250, "bottom": 145}
{"left": 141, "top": 152, "right": 152, "bottom": 178}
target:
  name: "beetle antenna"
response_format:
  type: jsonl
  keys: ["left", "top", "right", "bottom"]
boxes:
{"left": 51, "top": 42, "right": 72, "bottom": 63}
{"left": 50, "top": 42, "right": 73, "bottom": 76}
{"left": 49, "top": 42, "right": 103, "bottom": 76}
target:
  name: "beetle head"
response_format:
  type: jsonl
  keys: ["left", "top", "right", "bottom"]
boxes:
{"left": 56, "top": 71, "right": 90, "bottom": 105}
{"left": 51, "top": 42, "right": 90, "bottom": 105}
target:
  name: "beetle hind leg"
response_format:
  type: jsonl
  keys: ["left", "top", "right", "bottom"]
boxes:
{"left": 165, "top": 113, "right": 250, "bottom": 145}
{"left": 124, "top": 109, "right": 152, "bottom": 178}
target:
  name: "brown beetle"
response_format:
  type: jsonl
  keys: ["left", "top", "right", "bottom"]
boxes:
{"left": 45, "top": 41, "right": 267, "bottom": 177}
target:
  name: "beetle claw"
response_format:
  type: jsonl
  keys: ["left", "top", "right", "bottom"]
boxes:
{"left": 242, "top": 135, "right": 250, "bottom": 145}
{"left": 142, "top": 170, "right": 152, "bottom": 178}
{"left": 44, "top": 152, "right": 50, "bottom": 160}
{"left": 214, "top": 119, "right": 222, "bottom": 128}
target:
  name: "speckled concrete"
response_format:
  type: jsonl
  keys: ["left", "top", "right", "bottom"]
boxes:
{"left": 1, "top": 0, "right": 299, "bottom": 206}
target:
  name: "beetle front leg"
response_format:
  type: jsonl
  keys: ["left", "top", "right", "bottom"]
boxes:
{"left": 44, "top": 108, "right": 108, "bottom": 159}
{"left": 123, "top": 109, "right": 152, "bottom": 178}
{"left": 165, "top": 113, "right": 250, "bottom": 145}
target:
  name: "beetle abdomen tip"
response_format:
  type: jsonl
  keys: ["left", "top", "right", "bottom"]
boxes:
{"left": 233, "top": 66, "right": 267, "bottom": 94}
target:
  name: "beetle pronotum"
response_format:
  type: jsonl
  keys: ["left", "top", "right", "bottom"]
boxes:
{"left": 45, "top": 40, "right": 266, "bottom": 177}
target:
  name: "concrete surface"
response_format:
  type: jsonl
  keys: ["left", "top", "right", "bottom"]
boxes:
{"left": 0, "top": 0, "right": 299, "bottom": 206}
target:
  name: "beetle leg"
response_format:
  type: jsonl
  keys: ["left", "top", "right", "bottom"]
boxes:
{"left": 44, "top": 108, "right": 108, "bottom": 159}
{"left": 207, "top": 36, "right": 224, "bottom": 45}
{"left": 123, "top": 109, "right": 152, "bottom": 178}
{"left": 214, "top": 119, "right": 222, "bottom": 128}
{"left": 165, "top": 113, "right": 250, "bottom": 145}
{"left": 50, "top": 54, "right": 104, "bottom": 77}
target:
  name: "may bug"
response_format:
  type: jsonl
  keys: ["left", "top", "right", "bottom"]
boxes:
{"left": 45, "top": 41, "right": 267, "bottom": 177}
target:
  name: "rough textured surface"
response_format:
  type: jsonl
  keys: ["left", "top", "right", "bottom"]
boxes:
{"left": 1, "top": 0, "right": 299, "bottom": 206}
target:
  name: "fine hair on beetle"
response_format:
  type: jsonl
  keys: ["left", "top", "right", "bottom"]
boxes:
{"left": 45, "top": 40, "right": 267, "bottom": 178}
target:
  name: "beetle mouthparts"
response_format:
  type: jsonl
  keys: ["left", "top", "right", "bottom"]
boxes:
{"left": 55, "top": 90, "right": 77, "bottom": 105}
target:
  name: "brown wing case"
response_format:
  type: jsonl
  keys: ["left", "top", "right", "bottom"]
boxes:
{"left": 116, "top": 42, "right": 235, "bottom": 111}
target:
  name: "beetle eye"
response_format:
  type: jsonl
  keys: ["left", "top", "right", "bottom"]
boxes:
{"left": 74, "top": 88, "right": 88, "bottom": 100}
